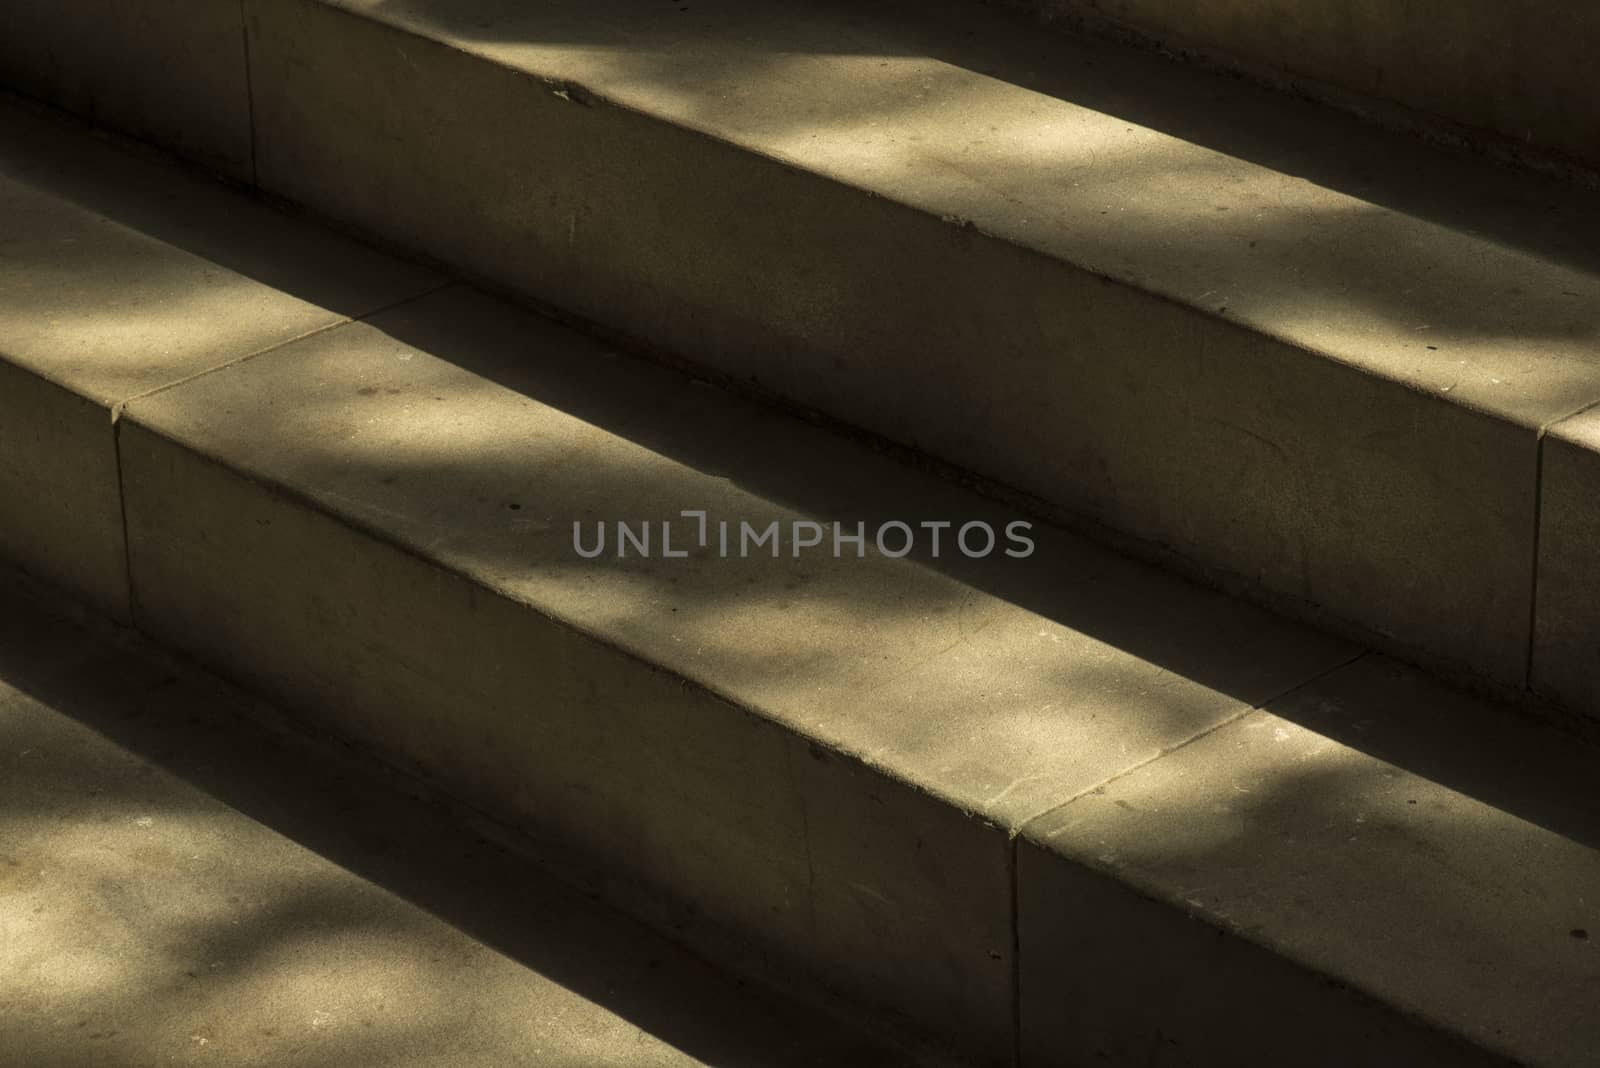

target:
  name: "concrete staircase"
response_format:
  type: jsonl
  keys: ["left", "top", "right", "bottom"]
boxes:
{"left": 9, "top": 0, "right": 1600, "bottom": 710}
{"left": 2, "top": 1, "right": 1598, "bottom": 1063}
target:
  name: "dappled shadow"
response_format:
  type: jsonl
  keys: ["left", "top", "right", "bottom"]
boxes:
{"left": 0, "top": 569, "right": 928, "bottom": 1068}
{"left": 363, "top": 0, "right": 1600, "bottom": 264}
{"left": 7, "top": 44, "right": 1600, "bottom": 1064}
{"left": 142, "top": 275, "right": 1600, "bottom": 845}
{"left": 211, "top": 0, "right": 1600, "bottom": 699}
{"left": 4, "top": 76, "right": 1589, "bottom": 842}
{"left": 1264, "top": 654, "right": 1600, "bottom": 853}
{"left": 1021, "top": 706, "right": 1600, "bottom": 1066}
{"left": 121, "top": 278, "right": 1358, "bottom": 826}
{"left": 349, "top": 0, "right": 1600, "bottom": 364}
{"left": 0, "top": 92, "right": 436, "bottom": 323}
{"left": 0, "top": 92, "right": 440, "bottom": 404}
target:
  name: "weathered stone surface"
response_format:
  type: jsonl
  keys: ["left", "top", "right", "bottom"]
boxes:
{"left": 0, "top": 568, "right": 930, "bottom": 1068}
{"left": 120, "top": 284, "right": 1351, "bottom": 1058}
{"left": 1019, "top": 655, "right": 1600, "bottom": 1067}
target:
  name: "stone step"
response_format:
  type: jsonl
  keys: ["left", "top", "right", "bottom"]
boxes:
{"left": 0, "top": 567, "right": 935, "bottom": 1067}
{"left": 4, "top": 0, "right": 1596, "bottom": 719}
{"left": 1, "top": 95, "right": 1596, "bottom": 1066}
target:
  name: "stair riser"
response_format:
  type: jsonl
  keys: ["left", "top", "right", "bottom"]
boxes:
{"left": 0, "top": 364, "right": 129, "bottom": 623}
{"left": 1018, "top": 848, "right": 1514, "bottom": 1067}
{"left": 0, "top": 0, "right": 252, "bottom": 182}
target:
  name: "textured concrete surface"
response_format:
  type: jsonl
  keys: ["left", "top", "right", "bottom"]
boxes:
{"left": 1534, "top": 405, "right": 1600, "bottom": 723}
{"left": 236, "top": 0, "right": 1600, "bottom": 686}
{"left": 1019, "top": 655, "right": 1600, "bottom": 1067}
{"left": 0, "top": 567, "right": 935, "bottom": 1067}
{"left": 0, "top": 95, "right": 438, "bottom": 619}
{"left": 1003, "top": 0, "right": 1600, "bottom": 175}
{"left": 0, "top": 0, "right": 255, "bottom": 180}
{"left": 119, "top": 282, "right": 1353, "bottom": 1058}
{"left": 6, "top": 65, "right": 1599, "bottom": 1068}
